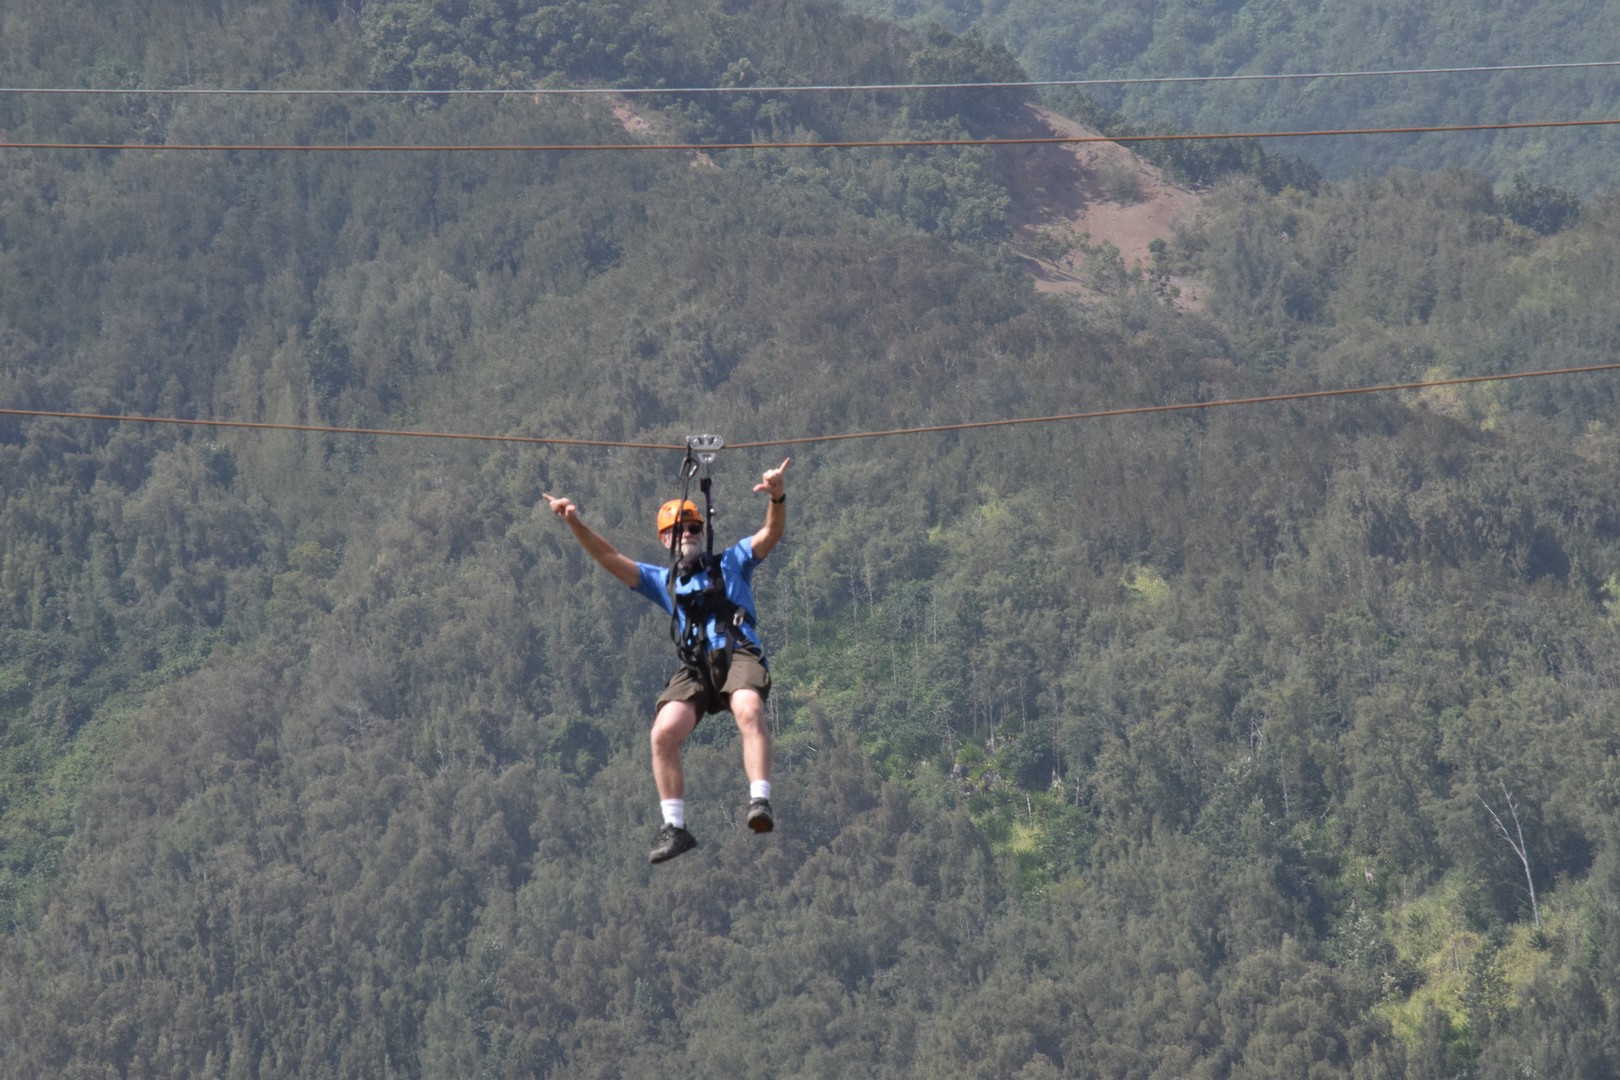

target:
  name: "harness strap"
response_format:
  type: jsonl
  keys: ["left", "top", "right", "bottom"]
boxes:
{"left": 667, "top": 553, "right": 753, "bottom": 699}
{"left": 666, "top": 437, "right": 747, "bottom": 702}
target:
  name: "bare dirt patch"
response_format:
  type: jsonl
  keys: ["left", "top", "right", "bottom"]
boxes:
{"left": 605, "top": 96, "right": 718, "bottom": 169}
{"left": 999, "top": 105, "right": 1205, "bottom": 308}
{"left": 602, "top": 97, "right": 1204, "bottom": 304}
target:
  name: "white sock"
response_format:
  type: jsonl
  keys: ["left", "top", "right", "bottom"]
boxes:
{"left": 661, "top": 799, "right": 685, "bottom": 828}
{"left": 750, "top": 780, "right": 772, "bottom": 802}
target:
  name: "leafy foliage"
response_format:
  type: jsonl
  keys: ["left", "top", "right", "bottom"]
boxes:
{"left": 842, "top": 0, "right": 1620, "bottom": 191}
{"left": 1500, "top": 173, "right": 1583, "bottom": 236}
{"left": 3, "top": 1, "right": 1620, "bottom": 1077}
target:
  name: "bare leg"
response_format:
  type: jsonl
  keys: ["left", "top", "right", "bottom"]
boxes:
{"left": 728, "top": 688, "right": 772, "bottom": 784}
{"left": 650, "top": 699, "right": 699, "bottom": 800}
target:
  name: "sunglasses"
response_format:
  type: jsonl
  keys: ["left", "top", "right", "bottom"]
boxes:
{"left": 669, "top": 522, "right": 704, "bottom": 536}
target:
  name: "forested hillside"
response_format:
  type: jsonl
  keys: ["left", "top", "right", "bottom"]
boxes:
{"left": 3, "top": 1, "right": 1620, "bottom": 1076}
{"left": 841, "top": 0, "right": 1620, "bottom": 191}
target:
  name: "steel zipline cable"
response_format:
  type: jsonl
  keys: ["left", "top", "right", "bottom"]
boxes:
{"left": 6, "top": 362, "right": 1620, "bottom": 454}
{"left": 5, "top": 115, "right": 1620, "bottom": 153}
{"left": 5, "top": 59, "right": 1620, "bottom": 97}
{"left": 0, "top": 408, "right": 687, "bottom": 451}
{"left": 727, "top": 362, "right": 1620, "bottom": 449}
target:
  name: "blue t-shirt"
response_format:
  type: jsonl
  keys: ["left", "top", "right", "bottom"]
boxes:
{"left": 632, "top": 537, "right": 766, "bottom": 660}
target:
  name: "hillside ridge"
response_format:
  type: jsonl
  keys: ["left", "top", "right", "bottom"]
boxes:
{"left": 1002, "top": 105, "right": 1204, "bottom": 306}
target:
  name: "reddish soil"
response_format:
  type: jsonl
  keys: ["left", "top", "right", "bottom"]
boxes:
{"left": 605, "top": 98, "right": 1206, "bottom": 306}
{"left": 1000, "top": 105, "right": 1205, "bottom": 308}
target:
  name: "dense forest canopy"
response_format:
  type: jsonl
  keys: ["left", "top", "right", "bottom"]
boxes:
{"left": 3, "top": 1, "right": 1620, "bottom": 1076}
{"left": 839, "top": 0, "right": 1620, "bottom": 192}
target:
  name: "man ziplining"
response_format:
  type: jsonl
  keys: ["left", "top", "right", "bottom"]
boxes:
{"left": 542, "top": 455, "right": 790, "bottom": 864}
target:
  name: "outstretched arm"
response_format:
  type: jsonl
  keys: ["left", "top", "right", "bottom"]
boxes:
{"left": 750, "top": 458, "right": 791, "bottom": 559}
{"left": 541, "top": 493, "right": 641, "bottom": 587}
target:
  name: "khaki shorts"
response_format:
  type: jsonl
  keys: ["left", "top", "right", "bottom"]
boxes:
{"left": 655, "top": 648, "right": 771, "bottom": 720}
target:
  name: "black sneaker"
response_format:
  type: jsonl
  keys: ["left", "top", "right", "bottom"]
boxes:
{"left": 746, "top": 798, "right": 774, "bottom": 834}
{"left": 649, "top": 823, "right": 697, "bottom": 864}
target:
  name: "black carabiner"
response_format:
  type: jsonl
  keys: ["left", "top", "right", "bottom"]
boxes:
{"left": 699, "top": 474, "right": 715, "bottom": 555}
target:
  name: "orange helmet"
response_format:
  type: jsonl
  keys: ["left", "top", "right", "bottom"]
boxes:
{"left": 656, "top": 499, "right": 702, "bottom": 533}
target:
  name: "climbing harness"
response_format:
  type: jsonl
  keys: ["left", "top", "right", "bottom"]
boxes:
{"left": 666, "top": 435, "right": 752, "bottom": 699}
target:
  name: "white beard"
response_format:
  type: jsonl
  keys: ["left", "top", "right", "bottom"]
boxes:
{"left": 673, "top": 534, "right": 704, "bottom": 559}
